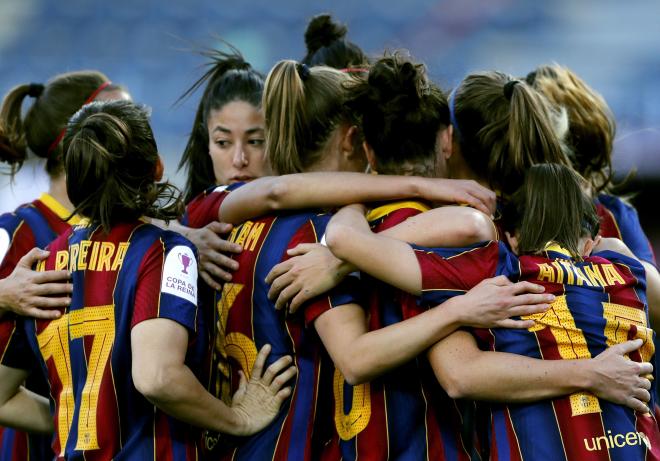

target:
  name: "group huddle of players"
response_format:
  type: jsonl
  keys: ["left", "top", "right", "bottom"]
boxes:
{"left": 0, "top": 12, "right": 658, "bottom": 461}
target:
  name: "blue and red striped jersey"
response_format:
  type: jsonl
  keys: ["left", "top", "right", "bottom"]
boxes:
{"left": 185, "top": 185, "right": 361, "bottom": 461}
{"left": 8, "top": 220, "right": 203, "bottom": 460}
{"left": 414, "top": 240, "right": 660, "bottom": 461}
{"left": 0, "top": 193, "right": 81, "bottom": 461}
{"left": 323, "top": 200, "right": 478, "bottom": 461}
{"left": 595, "top": 193, "right": 656, "bottom": 266}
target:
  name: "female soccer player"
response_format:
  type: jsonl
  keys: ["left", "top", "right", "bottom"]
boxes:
{"left": 526, "top": 64, "right": 660, "bottom": 325}
{"left": 0, "top": 100, "right": 296, "bottom": 459}
{"left": 325, "top": 163, "right": 658, "bottom": 460}
{"left": 0, "top": 71, "right": 130, "bottom": 461}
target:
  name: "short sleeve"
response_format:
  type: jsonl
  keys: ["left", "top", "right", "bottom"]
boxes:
{"left": 0, "top": 317, "right": 33, "bottom": 370}
{"left": 413, "top": 240, "right": 502, "bottom": 307}
{"left": 132, "top": 237, "right": 199, "bottom": 332}
{"left": 597, "top": 194, "right": 656, "bottom": 266}
{"left": 182, "top": 183, "right": 244, "bottom": 229}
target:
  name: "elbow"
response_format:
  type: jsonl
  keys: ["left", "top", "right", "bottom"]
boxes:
{"left": 133, "top": 365, "right": 174, "bottom": 404}
{"left": 441, "top": 375, "right": 472, "bottom": 400}
{"left": 263, "top": 178, "right": 291, "bottom": 213}
{"left": 325, "top": 224, "right": 351, "bottom": 261}
{"left": 460, "top": 210, "right": 496, "bottom": 245}
{"left": 337, "top": 362, "right": 370, "bottom": 386}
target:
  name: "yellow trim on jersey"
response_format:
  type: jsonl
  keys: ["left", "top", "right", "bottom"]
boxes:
{"left": 38, "top": 193, "right": 83, "bottom": 225}
{"left": 543, "top": 242, "right": 573, "bottom": 259}
{"left": 366, "top": 200, "right": 430, "bottom": 222}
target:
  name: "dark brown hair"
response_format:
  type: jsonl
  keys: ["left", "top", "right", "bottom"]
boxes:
{"left": 302, "top": 13, "right": 369, "bottom": 69}
{"left": 177, "top": 45, "right": 264, "bottom": 202}
{"left": 263, "top": 60, "right": 357, "bottom": 175}
{"left": 346, "top": 51, "right": 448, "bottom": 176}
{"left": 63, "top": 100, "right": 183, "bottom": 232}
{"left": 0, "top": 70, "right": 111, "bottom": 177}
{"left": 526, "top": 64, "right": 615, "bottom": 193}
{"left": 451, "top": 71, "right": 571, "bottom": 195}
{"left": 503, "top": 163, "right": 599, "bottom": 258}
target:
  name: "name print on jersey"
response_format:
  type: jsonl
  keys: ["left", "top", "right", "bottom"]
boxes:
{"left": 536, "top": 260, "right": 626, "bottom": 287}
{"left": 226, "top": 220, "right": 266, "bottom": 251}
{"left": 51, "top": 240, "right": 129, "bottom": 272}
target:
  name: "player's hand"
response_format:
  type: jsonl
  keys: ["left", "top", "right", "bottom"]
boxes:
{"left": 587, "top": 339, "right": 653, "bottom": 413}
{"left": 0, "top": 248, "right": 71, "bottom": 319}
{"left": 454, "top": 275, "right": 553, "bottom": 329}
{"left": 230, "top": 344, "right": 297, "bottom": 436}
{"left": 186, "top": 222, "right": 242, "bottom": 290}
{"left": 265, "top": 243, "right": 347, "bottom": 313}
{"left": 421, "top": 178, "right": 496, "bottom": 216}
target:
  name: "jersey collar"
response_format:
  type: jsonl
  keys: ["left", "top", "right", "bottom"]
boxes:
{"left": 38, "top": 193, "right": 83, "bottom": 226}
{"left": 543, "top": 242, "right": 574, "bottom": 259}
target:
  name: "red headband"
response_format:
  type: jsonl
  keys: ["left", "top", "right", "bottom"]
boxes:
{"left": 46, "top": 81, "right": 113, "bottom": 156}
{"left": 340, "top": 68, "right": 369, "bottom": 73}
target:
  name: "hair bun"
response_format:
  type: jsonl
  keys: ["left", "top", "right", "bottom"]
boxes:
{"left": 305, "top": 14, "right": 347, "bottom": 54}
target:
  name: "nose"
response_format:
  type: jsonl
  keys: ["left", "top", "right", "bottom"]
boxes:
{"left": 232, "top": 143, "right": 248, "bottom": 168}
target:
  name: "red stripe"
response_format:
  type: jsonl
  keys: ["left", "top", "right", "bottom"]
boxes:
{"left": 154, "top": 411, "right": 174, "bottom": 461}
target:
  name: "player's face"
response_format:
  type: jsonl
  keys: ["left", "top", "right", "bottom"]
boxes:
{"left": 207, "top": 101, "right": 266, "bottom": 185}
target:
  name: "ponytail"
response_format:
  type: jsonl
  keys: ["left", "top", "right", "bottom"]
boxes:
{"left": 0, "top": 83, "right": 41, "bottom": 172}
{"left": 452, "top": 71, "right": 571, "bottom": 195}
{"left": 504, "top": 163, "right": 599, "bottom": 258}
{"left": 264, "top": 60, "right": 353, "bottom": 175}
{"left": 64, "top": 100, "right": 182, "bottom": 232}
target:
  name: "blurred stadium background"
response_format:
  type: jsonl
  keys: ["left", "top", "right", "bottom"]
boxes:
{"left": 1, "top": 0, "right": 659, "bottom": 253}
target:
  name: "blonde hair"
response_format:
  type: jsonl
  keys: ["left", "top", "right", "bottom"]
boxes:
{"left": 527, "top": 64, "right": 615, "bottom": 192}
{"left": 263, "top": 60, "right": 355, "bottom": 175}
{"left": 452, "top": 71, "right": 571, "bottom": 196}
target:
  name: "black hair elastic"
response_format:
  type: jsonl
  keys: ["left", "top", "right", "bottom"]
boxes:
{"left": 503, "top": 80, "right": 520, "bottom": 100}
{"left": 27, "top": 83, "right": 45, "bottom": 98}
{"left": 297, "top": 63, "right": 311, "bottom": 81}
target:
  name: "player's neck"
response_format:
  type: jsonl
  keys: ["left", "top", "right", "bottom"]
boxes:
{"left": 48, "top": 175, "right": 75, "bottom": 212}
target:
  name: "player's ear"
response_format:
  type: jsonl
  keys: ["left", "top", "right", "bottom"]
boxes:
{"left": 581, "top": 236, "right": 598, "bottom": 257}
{"left": 364, "top": 141, "right": 378, "bottom": 174}
{"left": 505, "top": 231, "right": 519, "bottom": 255}
{"left": 154, "top": 155, "right": 164, "bottom": 181}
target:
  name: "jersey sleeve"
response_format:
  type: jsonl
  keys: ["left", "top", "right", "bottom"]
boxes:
{"left": 182, "top": 183, "right": 246, "bottom": 229}
{"left": 597, "top": 194, "right": 656, "bottom": 266}
{"left": 412, "top": 240, "right": 503, "bottom": 307}
{"left": 132, "top": 235, "right": 199, "bottom": 332}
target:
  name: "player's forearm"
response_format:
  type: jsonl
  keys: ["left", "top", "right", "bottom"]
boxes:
{"left": 135, "top": 363, "right": 244, "bottom": 435}
{"left": 329, "top": 299, "right": 463, "bottom": 385}
{"left": 219, "top": 173, "right": 427, "bottom": 225}
{"left": 0, "top": 386, "right": 53, "bottom": 434}
{"left": 429, "top": 332, "right": 591, "bottom": 402}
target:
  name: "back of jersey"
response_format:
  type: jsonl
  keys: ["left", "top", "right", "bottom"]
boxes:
{"left": 23, "top": 221, "right": 202, "bottom": 460}
{"left": 215, "top": 210, "right": 360, "bottom": 461}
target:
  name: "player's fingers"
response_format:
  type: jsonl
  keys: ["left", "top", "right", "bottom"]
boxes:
{"left": 275, "top": 283, "right": 300, "bottom": 311}
{"left": 633, "top": 387, "right": 651, "bottom": 403}
{"left": 274, "top": 386, "right": 292, "bottom": 404}
{"left": 269, "top": 365, "right": 298, "bottom": 393}
{"left": 29, "top": 296, "right": 71, "bottom": 310}
{"left": 509, "top": 281, "right": 547, "bottom": 295}
{"left": 33, "top": 282, "right": 73, "bottom": 296}
{"left": 17, "top": 248, "right": 49, "bottom": 268}
{"left": 637, "top": 362, "right": 654, "bottom": 376}
{"left": 265, "top": 262, "right": 291, "bottom": 285}
{"left": 214, "top": 238, "right": 242, "bottom": 255}
{"left": 506, "top": 303, "right": 551, "bottom": 318}
{"left": 495, "top": 318, "right": 536, "bottom": 329}
{"left": 269, "top": 274, "right": 294, "bottom": 306}
{"left": 261, "top": 355, "right": 293, "bottom": 386}
{"left": 251, "top": 344, "right": 271, "bottom": 380}
{"left": 638, "top": 377, "right": 652, "bottom": 391}
{"left": 21, "top": 305, "right": 63, "bottom": 319}
{"left": 625, "top": 397, "right": 649, "bottom": 413}
{"left": 487, "top": 275, "right": 512, "bottom": 287}
{"left": 200, "top": 271, "right": 223, "bottom": 291}
{"left": 206, "top": 221, "right": 233, "bottom": 236}
{"left": 289, "top": 290, "right": 311, "bottom": 314}
{"left": 286, "top": 243, "right": 317, "bottom": 257}
{"left": 610, "top": 339, "right": 644, "bottom": 356}
{"left": 31, "top": 269, "right": 71, "bottom": 284}
{"left": 237, "top": 370, "right": 247, "bottom": 394}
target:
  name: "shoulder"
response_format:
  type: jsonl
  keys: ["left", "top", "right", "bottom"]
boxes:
{"left": 183, "top": 183, "right": 244, "bottom": 228}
